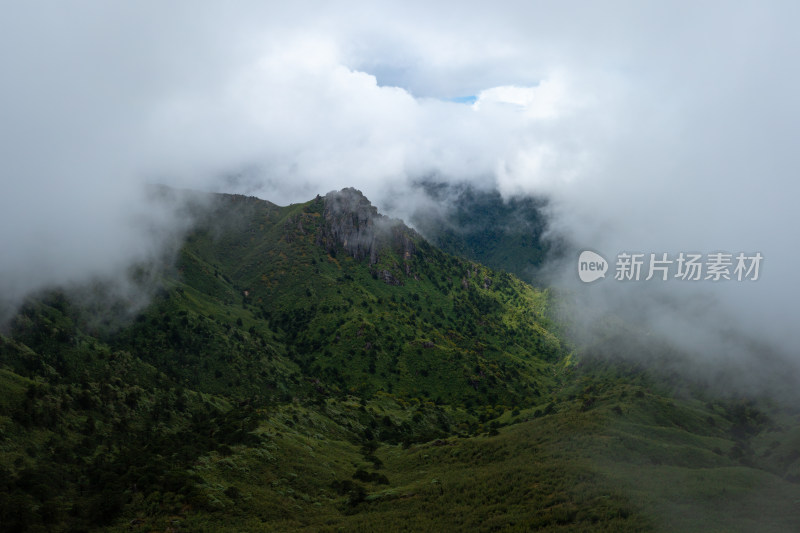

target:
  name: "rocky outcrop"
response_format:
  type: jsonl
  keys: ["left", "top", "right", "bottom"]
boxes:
{"left": 316, "top": 188, "right": 417, "bottom": 267}
{"left": 374, "top": 269, "right": 403, "bottom": 286}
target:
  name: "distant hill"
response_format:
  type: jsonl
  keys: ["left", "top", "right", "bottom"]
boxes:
{"left": 408, "top": 181, "right": 561, "bottom": 284}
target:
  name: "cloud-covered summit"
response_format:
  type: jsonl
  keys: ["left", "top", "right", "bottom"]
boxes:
{"left": 2, "top": 1, "right": 799, "bottom": 368}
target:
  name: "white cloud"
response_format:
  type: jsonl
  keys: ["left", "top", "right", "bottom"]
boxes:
{"left": 476, "top": 86, "right": 538, "bottom": 109}
{"left": 474, "top": 77, "right": 574, "bottom": 121}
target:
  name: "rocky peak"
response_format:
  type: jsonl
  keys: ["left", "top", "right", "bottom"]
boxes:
{"left": 316, "top": 188, "right": 416, "bottom": 265}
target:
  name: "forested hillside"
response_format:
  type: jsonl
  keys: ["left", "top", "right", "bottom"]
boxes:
{"left": 1, "top": 189, "right": 799, "bottom": 532}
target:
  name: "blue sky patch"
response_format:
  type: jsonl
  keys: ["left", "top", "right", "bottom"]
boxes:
{"left": 448, "top": 95, "right": 477, "bottom": 105}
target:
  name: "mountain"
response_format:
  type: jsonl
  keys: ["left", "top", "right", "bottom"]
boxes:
{"left": 408, "top": 181, "right": 560, "bottom": 284}
{"left": 1, "top": 188, "right": 799, "bottom": 532}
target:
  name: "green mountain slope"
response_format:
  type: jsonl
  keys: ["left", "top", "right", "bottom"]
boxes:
{"left": 132, "top": 188, "right": 564, "bottom": 407}
{"left": 1, "top": 188, "right": 799, "bottom": 532}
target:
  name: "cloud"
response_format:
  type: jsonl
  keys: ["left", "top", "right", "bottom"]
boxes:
{"left": 1, "top": 1, "right": 799, "bottom": 379}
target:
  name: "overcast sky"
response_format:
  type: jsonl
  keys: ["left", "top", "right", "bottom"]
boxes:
{"left": 1, "top": 1, "right": 799, "bottom": 368}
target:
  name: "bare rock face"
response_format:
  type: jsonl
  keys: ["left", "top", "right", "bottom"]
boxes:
{"left": 375, "top": 269, "right": 403, "bottom": 285}
{"left": 317, "top": 188, "right": 381, "bottom": 262}
{"left": 317, "top": 188, "right": 416, "bottom": 266}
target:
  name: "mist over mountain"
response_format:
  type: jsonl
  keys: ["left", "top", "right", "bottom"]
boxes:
{"left": 405, "top": 181, "right": 559, "bottom": 284}
{"left": 3, "top": 2, "right": 799, "bottom": 371}
{"left": 2, "top": 2, "right": 800, "bottom": 531}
